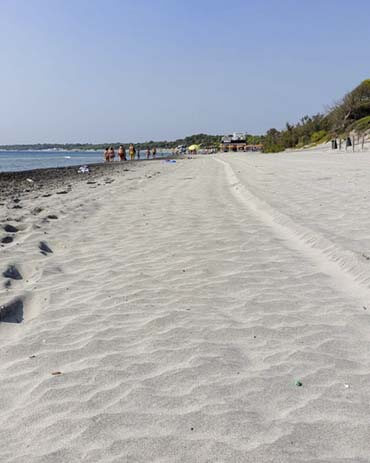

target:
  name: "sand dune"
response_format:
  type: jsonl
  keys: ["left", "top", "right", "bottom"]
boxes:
{"left": 1, "top": 152, "right": 370, "bottom": 462}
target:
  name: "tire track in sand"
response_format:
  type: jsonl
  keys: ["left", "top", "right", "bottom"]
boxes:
{"left": 216, "top": 156, "right": 370, "bottom": 307}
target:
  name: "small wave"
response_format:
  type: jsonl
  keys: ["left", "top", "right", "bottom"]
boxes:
{"left": 64, "top": 156, "right": 72, "bottom": 159}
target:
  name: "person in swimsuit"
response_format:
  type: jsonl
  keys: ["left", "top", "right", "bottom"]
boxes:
{"left": 129, "top": 144, "right": 135, "bottom": 161}
{"left": 146, "top": 147, "right": 150, "bottom": 159}
{"left": 109, "top": 146, "right": 115, "bottom": 161}
{"left": 118, "top": 145, "right": 126, "bottom": 161}
{"left": 104, "top": 147, "right": 110, "bottom": 162}
{"left": 152, "top": 146, "right": 156, "bottom": 159}
{"left": 136, "top": 146, "right": 140, "bottom": 160}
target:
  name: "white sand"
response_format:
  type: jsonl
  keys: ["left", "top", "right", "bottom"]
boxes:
{"left": 1, "top": 151, "right": 370, "bottom": 462}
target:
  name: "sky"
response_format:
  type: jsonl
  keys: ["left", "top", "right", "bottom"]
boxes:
{"left": 0, "top": 0, "right": 369, "bottom": 144}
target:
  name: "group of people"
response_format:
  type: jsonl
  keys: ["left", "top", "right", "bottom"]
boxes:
{"left": 104, "top": 145, "right": 157, "bottom": 162}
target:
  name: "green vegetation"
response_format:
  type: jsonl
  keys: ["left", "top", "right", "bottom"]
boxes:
{"left": 350, "top": 115, "right": 370, "bottom": 133}
{"left": 263, "top": 79, "right": 370, "bottom": 153}
{"left": 311, "top": 130, "right": 328, "bottom": 143}
{"left": 174, "top": 133, "right": 222, "bottom": 148}
{"left": 246, "top": 134, "right": 264, "bottom": 145}
{"left": 0, "top": 134, "right": 223, "bottom": 152}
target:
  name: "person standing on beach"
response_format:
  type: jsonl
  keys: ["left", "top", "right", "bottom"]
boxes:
{"left": 109, "top": 146, "right": 115, "bottom": 161}
{"left": 104, "top": 147, "right": 110, "bottom": 162}
{"left": 137, "top": 146, "right": 140, "bottom": 160}
{"left": 146, "top": 147, "right": 150, "bottom": 159}
{"left": 118, "top": 145, "right": 126, "bottom": 161}
{"left": 129, "top": 144, "right": 136, "bottom": 161}
{"left": 152, "top": 146, "right": 157, "bottom": 159}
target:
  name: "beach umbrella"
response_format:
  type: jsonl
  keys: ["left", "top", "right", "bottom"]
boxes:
{"left": 188, "top": 144, "right": 200, "bottom": 151}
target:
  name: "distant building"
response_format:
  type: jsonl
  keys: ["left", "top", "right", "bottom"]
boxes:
{"left": 220, "top": 132, "right": 262, "bottom": 152}
{"left": 221, "top": 133, "right": 246, "bottom": 144}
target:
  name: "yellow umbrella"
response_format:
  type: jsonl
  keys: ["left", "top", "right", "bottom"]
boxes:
{"left": 188, "top": 144, "right": 200, "bottom": 151}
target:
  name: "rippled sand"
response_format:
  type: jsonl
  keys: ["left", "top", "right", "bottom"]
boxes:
{"left": 1, "top": 151, "right": 370, "bottom": 462}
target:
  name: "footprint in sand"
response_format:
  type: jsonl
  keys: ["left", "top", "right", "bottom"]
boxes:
{"left": 31, "top": 207, "right": 43, "bottom": 215}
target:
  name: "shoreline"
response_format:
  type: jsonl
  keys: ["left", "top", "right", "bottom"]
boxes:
{"left": 0, "top": 157, "right": 182, "bottom": 201}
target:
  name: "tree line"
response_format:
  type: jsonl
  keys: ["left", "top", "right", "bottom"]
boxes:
{"left": 0, "top": 132, "right": 265, "bottom": 152}
{"left": 262, "top": 79, "right": 370, "bottom": 152}
{"left": 0, "top": 134, "right": 224, "bottom": 151}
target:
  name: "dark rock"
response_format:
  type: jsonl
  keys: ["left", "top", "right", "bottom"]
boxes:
{"left": 3, "top": 224, "right": 18, "bottom": 233}
{"left": 1, "top": 236, "right": 13, "bottom": 244}
{"left": 0, "top": 298, "right": 24, "bottom": 323}
{"left": 3, "top": 265, "right": 22, "bottom": 280}
{"left": 39, "top": 241, "right": 53, "bottom": 254}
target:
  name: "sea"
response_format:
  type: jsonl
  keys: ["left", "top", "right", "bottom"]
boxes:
{"left": 0, "top": 149, "right": 172, "bottom": 173}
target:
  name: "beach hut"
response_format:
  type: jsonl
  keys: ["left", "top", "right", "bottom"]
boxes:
{"left": 220, "top": 133, "right": 263, "bottom": 152}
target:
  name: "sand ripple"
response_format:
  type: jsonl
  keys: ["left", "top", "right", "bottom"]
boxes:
{"left": 1, "top": 154, "right": 370, "bottom": 461}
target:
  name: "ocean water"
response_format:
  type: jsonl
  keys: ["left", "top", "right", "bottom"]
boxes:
{"left": 0, "top": 150, "right": 172, "bottom": 173}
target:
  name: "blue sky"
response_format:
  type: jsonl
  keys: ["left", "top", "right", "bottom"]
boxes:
{"left": 1, "top": 0, "right": 369, "bottom": 144}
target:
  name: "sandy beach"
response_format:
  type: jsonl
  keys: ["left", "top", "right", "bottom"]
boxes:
{"left": 1, "top": 150, "right": 370, "bottom": 462}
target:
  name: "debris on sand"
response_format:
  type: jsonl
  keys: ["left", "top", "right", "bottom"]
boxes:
{"left": 78, "top": 165, "right": 90, "bottom": 174}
